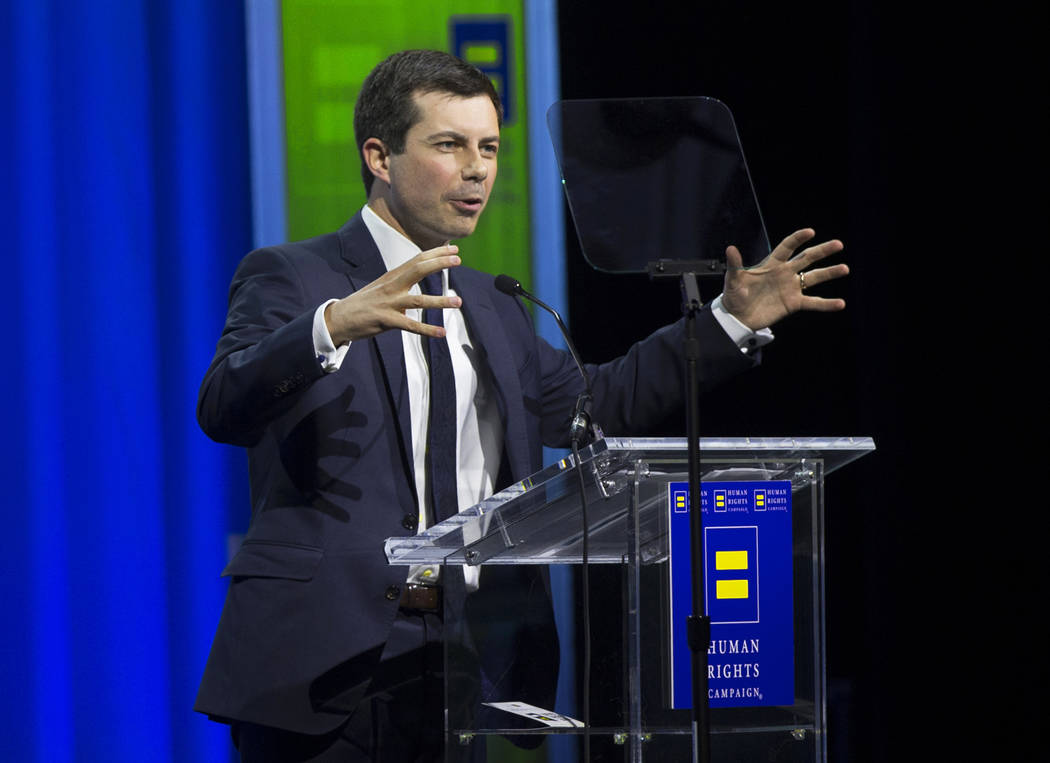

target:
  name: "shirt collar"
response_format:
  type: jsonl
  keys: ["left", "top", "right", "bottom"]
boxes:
{"left": 361, "top": 205, "right": 452, "bottom": 293}
{"left": 361, "top": 203, "right": 421, "bottom": 271}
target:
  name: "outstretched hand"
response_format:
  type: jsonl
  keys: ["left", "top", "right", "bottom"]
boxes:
{"left": 721, "top": 229, "right": 848, "bottom": 331}
{"left": 324, "top": 244, "right": 462, "bottom": 345}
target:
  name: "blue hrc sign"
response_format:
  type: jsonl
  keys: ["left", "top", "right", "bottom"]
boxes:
{"left": 667, "top": 480, "right": 795, "bottom": 708}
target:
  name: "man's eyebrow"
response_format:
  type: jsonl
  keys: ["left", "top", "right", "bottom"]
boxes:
{"left": 424, "top": 130, "right": 500, "bottom": 143}
{"left": 425, "top": 130, "right": 467, "bottom": 142}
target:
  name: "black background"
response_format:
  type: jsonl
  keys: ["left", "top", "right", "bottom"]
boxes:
{"left": 556, "top": 2, "right": 1043, "bottom": 759}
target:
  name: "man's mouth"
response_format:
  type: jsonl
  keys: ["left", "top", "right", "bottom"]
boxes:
{"left": 449, "top": 195, "right": 485, "bottom": 214}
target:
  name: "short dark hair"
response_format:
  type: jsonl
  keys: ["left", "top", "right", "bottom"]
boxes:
{"left": 353, "top": 49, "right": 503, "bottom": 194}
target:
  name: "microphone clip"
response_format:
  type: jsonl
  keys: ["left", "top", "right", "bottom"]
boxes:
{"left": 571, "top": 393, "right": 603, "bottom": 448}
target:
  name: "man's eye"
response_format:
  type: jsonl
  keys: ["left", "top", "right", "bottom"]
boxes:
{"left": 481, "top": 145, "right": 499, "bottom": 156}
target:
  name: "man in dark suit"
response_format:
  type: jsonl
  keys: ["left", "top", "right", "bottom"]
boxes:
{"left": 195, "top": 50, "right": 848, "bottom": 761}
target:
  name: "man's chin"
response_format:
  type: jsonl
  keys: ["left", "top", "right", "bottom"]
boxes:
{"left": 444, "top": 219, "right": 481, "bottom": 242}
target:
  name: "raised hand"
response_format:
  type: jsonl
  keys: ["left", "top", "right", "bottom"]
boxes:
{"left": 324, "top": 244, "right": 463, "bottom": 345}
{"left": 721, "top": 229, "right": 849, "bottom": 331}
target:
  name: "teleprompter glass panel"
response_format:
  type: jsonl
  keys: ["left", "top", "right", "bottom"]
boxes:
{"left": 547, "top": 97, "right": 770, "bottom": 272}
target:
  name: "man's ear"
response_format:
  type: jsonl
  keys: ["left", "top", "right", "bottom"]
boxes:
{"left": 362, "top": 137, "right": 391, "bottom": 187}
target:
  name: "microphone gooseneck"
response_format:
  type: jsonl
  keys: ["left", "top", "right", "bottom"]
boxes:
{"left": 496, "top": 272, "right": 600, "bottom": 761}
{"left": 494, "top": 274, "right": 599, "bottom": 443}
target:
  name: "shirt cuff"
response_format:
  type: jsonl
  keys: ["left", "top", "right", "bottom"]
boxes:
{"left": 710, "top": 294, "right": 774, "bottom": 354}
{"left": 312, "top": 299, "right": 350, "bottom": 373}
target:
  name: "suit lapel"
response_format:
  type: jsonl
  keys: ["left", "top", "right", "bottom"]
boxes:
{"left": 336, "top": 215, "right": 416, "bottom": 488}
{"left": 452, "top": 268, "right": 532, "bottom": 483}
{"left": 332, "top": 216, "right": 533, "bottom": 496}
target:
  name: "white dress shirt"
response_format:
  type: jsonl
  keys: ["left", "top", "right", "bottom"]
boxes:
{"left": 313, "top": 206, "right": 502, "bottom": 586}
{"left": 310, "top": 205, "right": 772, "bottom": 582}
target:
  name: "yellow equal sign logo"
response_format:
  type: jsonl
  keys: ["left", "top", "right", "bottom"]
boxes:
{"left": 715, "top": 550, "right": 750, "bottom": 599}
{"left": 674, "top": 491, "right": 688, "bottom": 513}
{"left": 714, "top": 490, "right": 726, "bottom": 511}
{"left": 716, "top": 579, "right": 750, "bottom": 599}
{"left": 755, "top": 490, "right": 766, "bottom": 510}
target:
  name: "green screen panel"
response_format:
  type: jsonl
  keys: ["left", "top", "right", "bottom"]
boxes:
{"left": 281, "top": 0, "right": 531, "bottom": 289}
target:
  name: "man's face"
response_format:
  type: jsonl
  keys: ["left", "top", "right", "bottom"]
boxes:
{"left": 382, "top": 91, "right": 500, "bottom": 249}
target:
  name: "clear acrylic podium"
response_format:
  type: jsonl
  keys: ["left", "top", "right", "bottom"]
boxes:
{"left": 385, "top": 436, "right": 875, "bottom": 761}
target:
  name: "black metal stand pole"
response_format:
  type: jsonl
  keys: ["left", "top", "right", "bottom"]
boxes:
{"left": 682, "top": 272, "right": 711, "bottom": 763}
{"left": 648, "top": 261, "right": 724, "bottom": 762}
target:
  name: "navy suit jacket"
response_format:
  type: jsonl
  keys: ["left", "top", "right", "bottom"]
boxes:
{"left": 194, "top": 212, "right": 757, "bottom": 734}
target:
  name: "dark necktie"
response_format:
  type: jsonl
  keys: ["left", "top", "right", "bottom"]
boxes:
{"left": 419, "top": 272, "right": 459, "bottom": 524}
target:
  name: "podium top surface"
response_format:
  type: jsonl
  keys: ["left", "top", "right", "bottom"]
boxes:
{"left": 604, "top": 435, "right": 874, "bottom": 465}
{"left": 384, "top": 436, "right": 874, "bottom": 566}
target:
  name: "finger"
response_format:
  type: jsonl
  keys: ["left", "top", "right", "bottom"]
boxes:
{"left": 398, "top": 315, "right": 448, "bottom": 338}
{"left": 400, "top": 292, "right": 463, "bottom": 311}
{"left": 408, "top": 247, "right": 462, "bottom": 285}
{"left": 771, "top": 229, "right": 816, "bottom": 261}
{"left": 800, "top": 296, "right": 846, "bottom": 312}
{"left": 387, "top": 245, "right": 461, "bottom": 285}
{"left": 792, "top": 239, "right": 845, "bottom": 269}
{"left": 798, "top": 263, "right": 850, "bottom": 288}
{"left": 412, "top": 246, "right": 461, "bottom": 271}
{"left": 417, "top": 243, "right": 459, "bottom": 261}
{"left": 725, "top": 245, "right": 744, "bottom": 270}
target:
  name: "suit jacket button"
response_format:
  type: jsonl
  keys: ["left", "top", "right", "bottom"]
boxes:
{"left": 402, "top": 514, "right": 418, "bottom": 531}
{"left": 385, "top": 586, "right": 400, "bottom": 601}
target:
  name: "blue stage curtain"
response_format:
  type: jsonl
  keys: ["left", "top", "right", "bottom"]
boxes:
{"left": 1, "top": 2, "right": 251, "bottom": 760}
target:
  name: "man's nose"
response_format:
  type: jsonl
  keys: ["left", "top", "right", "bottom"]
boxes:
{"left": 461, "top": 150, "right": 488, "bottom": 181}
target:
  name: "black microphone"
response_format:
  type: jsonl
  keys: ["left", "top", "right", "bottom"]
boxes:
{"left": 493, "top": 273, "right": 524, "bottom": 299}
{"left": 495, "top": 274, "right": 601, "bottom": 446}
{"left": 497, "top": 273, "right": 601, "bottom": 754}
